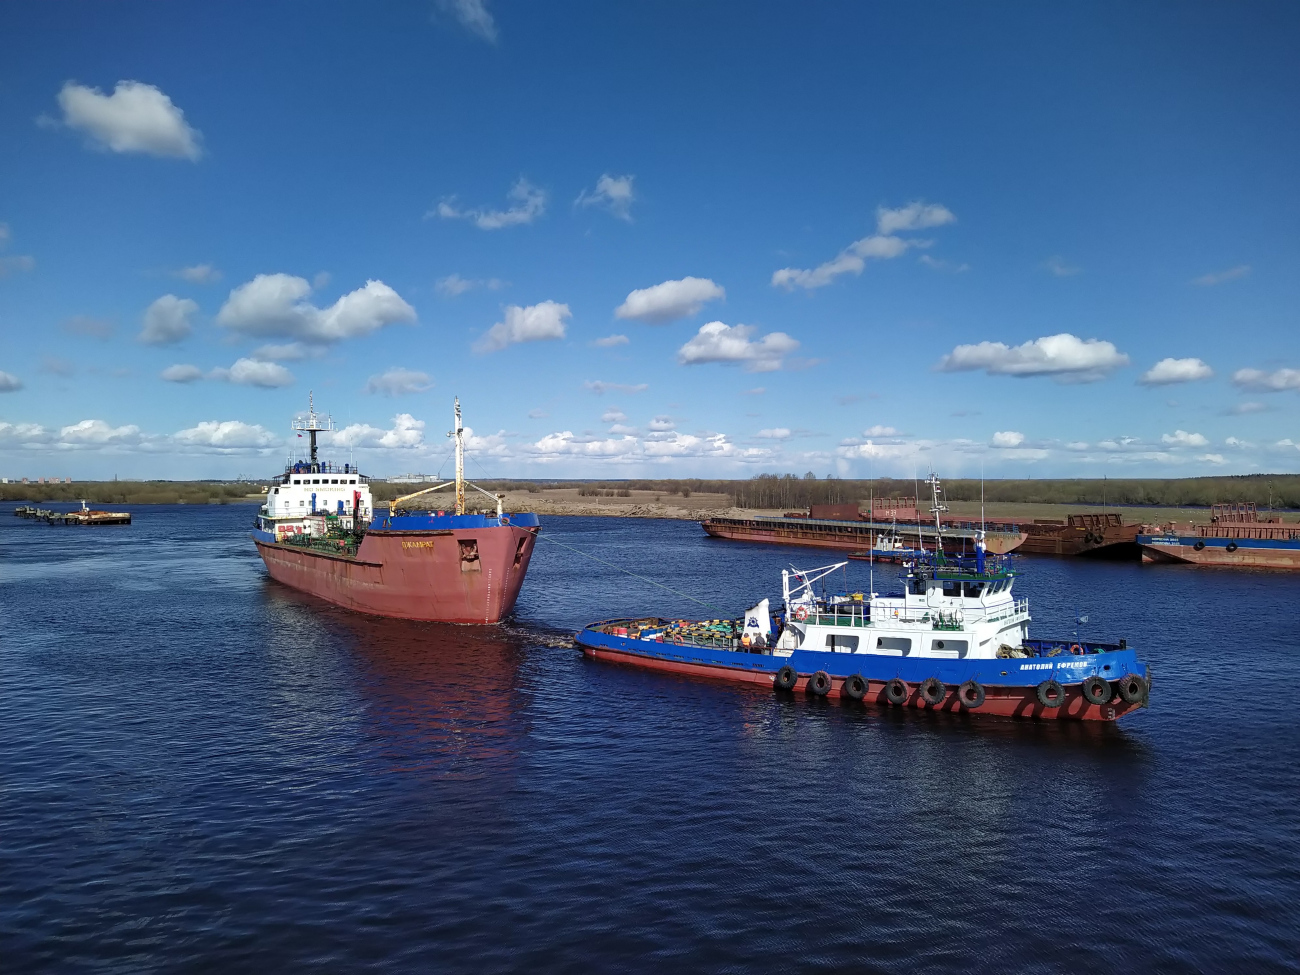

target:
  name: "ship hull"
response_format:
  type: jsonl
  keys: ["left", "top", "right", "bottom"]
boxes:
{"left": 254, "top": 521, "right": 538, "bottom": 623}
{"left": 1139, "top": 534, "right": 1300, "bottom": 570}
{"left": 702, "top": 519, "right": 1026, "bottom": 555}
{"left": 577, "top": 628, "right": 1147, "bottom": 722}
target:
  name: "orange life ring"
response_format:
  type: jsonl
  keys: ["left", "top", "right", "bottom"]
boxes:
{"left": 794, "top": 607, "right": 809, "bottom": 622}
{"left": 1070, "top": 643, "right": 1084, "bottom": 655}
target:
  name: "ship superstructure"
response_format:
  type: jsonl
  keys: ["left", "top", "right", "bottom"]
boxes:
{"left": 253, "top": 396, "right": 539, "bottom": 623}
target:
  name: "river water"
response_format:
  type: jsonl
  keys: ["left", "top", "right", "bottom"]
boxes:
{"left": 2, "top": 504, "right": 1297, "bottom": 972}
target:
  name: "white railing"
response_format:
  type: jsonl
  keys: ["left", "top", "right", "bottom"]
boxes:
{"left": 985, "top": 598, "right": 1029, "bottom": 624}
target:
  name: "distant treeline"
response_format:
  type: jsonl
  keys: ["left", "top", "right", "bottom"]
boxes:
{"left": 0, "top": 481, "right": 263, "bottom": 505}
{"left": 6, "top": 473, "right": 1300, "bottom": 509}
{"left": 462, "top": 472, "right": 1300, "bottom": 510}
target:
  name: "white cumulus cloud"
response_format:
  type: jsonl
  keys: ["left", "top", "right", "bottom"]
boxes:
{"left": 58, "top": 418, "right": 141, "bottom": 445}
{"left": 175, "top": 263, "right": 220, "bottom": 284}
{"left": 55, "top": 80, "right": 201, "bottom": 160}
{"left": 1161, "top": 430, "right": 1209, "bottom": 447}
{"left": 172, "top": 420, "right": 279, "bottom": 450}
{"left": 139, "top": 294, "right": 198, "bottom": 345}
{"left": 436, "top": 273, "right": 505, "bottom": 296}
{"left": 616, "top": 276, "right": 725, "bottom": 324}
{"left": 330, "top": 414, "right": 425, "bottom": 449}
{"left": 648, "top": 415, "right": 675, "bottom": 432}
{"left": 863, "top": 425, "right": 898, "bottom": 437}
{"left": 992, "top": 431, "right": 1025, "bottom": 448}
{"left": 757, "top": 428, "right": 791, "bottom": 440}
{"left": 677, "top": 321, "right": 799, "bottom": 373}
{"left": 160, "top": 363, "right": 203, "bottom": 383}
{"left": 593, "top": 334, "right": 629, "bottom": 348}
{"left": 772, "top": 235, "right": 911, "bottom": 290}
{"left": 211, "top": 358, "right": 294, "bottom": 388}
{"left": 1232, "top": 367, "right": 1300, "bottom": 392}
{"left": 0, "top": 370, "right": 23, "bottom": 392}
{"left": 937, "top": 333, "right": 1129, "bottom": 383}
{"left": 1140, "top": 357, "right": 1214, "bottom": 386}
{"left": 576, "top": 174, "right": 635, "bottom": 221}
{"left": 875, "top": 201, "right": 956, "bottom": 235}
{"left": 601, "top": 409, "right": 627, "bottom": 423}
{"left": 585, "top": 380, "right": 648, "bottom": 394}
{"left": 474, "top": 301, "right": 569, "bottom": 352}
{"left": 433, "top": 178, "right": 546, "bottom": 230}
{"left": 365, "top": 367, "right": 432, "bottom": 396}
{"left": 772, "top": 201, "right": 955, "bottom": 291}
{"left": 216, "top": 274, "right": 415, "bottom": 344}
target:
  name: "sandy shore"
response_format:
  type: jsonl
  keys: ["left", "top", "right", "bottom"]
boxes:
{"left": 398, "top": 488, "right": 1292, "bottom": 526}
{"left": 493, "top": 489, "right": 777, "bottom": 521}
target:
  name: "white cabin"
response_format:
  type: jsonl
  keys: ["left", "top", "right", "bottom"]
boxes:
{"left": 775, "top": 556, "right": 1030, "bottom": 660}
{"left": 255, "top": 396, "right": 375, "bottom": 542}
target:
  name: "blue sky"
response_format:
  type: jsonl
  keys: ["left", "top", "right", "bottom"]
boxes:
{"left": 1, "top": 1, "right": 1298, "bottom": 480}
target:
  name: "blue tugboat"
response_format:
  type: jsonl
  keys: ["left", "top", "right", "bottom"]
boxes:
{"left": 579, "top": 475, "right": 1149, "bottom": 722}
{"left": 577, "top": 549, "right": 1150, "bottom": 721}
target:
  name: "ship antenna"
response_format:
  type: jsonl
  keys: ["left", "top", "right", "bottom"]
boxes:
{"left": 868, "top": 465, "right": 874, "bottom": 598}
{"left": 450, "top": 396, "right": 465, "bottom": 515}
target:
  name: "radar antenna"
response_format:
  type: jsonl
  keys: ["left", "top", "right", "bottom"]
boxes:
{"left": 291, "top": 391, "right": 334, "bottom": 470}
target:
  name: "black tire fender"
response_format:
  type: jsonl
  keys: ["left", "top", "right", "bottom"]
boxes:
{"left": 774, "top": 665, "right": 798, "bottom": 692}
{"left": 807, "top": 670, "right": 832, "bottom": 696}
{"left": 884, "top": 678, "right": 910, "bottom": 705}
{"left": 1193, "top": 540, "right": 1205, "bottom": 551}
{"left": 919, "top": 677, "right": 947, "bottom": 706}
{"left": 1226, "top": 542, "right": 1238, "bottom": 553}
{"left": 1036, "top": 679, "right": 1066, "bottom": 709}
{"left": 957, "top": 679, "right": 986, "bottom": 709}
{"left": 842, "top": 673, "right": 867, "bottom": 700}
{"left": 1081, "top": 675, "right": 1113, "bottom": 705}
{"left": 1117, "top": 673, "right": 1147, "bottom": 704}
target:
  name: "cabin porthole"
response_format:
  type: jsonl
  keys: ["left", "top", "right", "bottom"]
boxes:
{"left": 936, "top": 641, "right": 944, "bottom": 649}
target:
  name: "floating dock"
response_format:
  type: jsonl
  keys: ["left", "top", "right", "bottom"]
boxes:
{"left": 14, "top": 502, "right": 131, "bottom": 525}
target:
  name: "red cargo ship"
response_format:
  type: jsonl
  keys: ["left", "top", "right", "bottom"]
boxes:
{"left": 252, "top": 397, "right": 539, "bottom": 623}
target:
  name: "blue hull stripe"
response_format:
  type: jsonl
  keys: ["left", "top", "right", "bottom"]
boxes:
{"left": 576, "top": 630, "right": 1146, "bottom": 687}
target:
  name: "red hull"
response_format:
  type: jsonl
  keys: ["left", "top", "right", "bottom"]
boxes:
{"left": 583, "top": 645, "right": 1140, "bottom": 721}
{"left": 702, "top": 520, "right": 1026, "bottom": 555}
{"left": 1141, "top": 543, "right": 1300, "bottom": 570}
{"left": 255, "top": 525, "right": 537, "bottom": 623}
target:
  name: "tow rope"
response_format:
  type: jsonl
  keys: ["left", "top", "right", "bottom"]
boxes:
{"left": 533, "top": 533, "right": 728, "bottom": 615}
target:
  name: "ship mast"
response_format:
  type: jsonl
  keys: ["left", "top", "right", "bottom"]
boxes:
{"left": 450, "top": 397, "right": 465, "bottom": 515}
{"left": 291, "top": 391, "right": 334, "bottom": 472}
{"left": 926, "top": 471, "right": 948, "bottom": 560}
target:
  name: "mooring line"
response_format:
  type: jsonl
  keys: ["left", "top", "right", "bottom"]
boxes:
{"left": 533, "top": 533, "right": 728, "bottom": 616}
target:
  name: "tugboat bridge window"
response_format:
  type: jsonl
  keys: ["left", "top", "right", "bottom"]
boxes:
{"left": 826, "top": 634, "right": 859, "bottom": 652}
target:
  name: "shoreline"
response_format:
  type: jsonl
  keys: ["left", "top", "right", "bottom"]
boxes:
{"left": 5, "top": 491, "right": 1287, "bottom": 527}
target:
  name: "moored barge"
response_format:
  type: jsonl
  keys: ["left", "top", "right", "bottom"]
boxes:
{"left": 1139, "top": 503, "right": 1300, "bottom": 570}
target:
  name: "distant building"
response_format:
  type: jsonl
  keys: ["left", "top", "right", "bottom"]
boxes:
{"left": 388, "top": 473, "right": 444, "bottom": 484}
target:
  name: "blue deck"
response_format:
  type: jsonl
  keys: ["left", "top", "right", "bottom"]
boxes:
{"left": 1138, "top": 533, "right": 1300, "bottom": 550}
{"left": 372, "top": 511, "right": 540, "bottom": 531}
